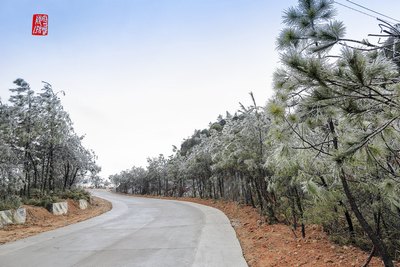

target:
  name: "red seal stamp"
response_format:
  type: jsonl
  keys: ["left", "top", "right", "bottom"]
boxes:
{"left": 32, "top": 14, "right": 48, "bottom": 36}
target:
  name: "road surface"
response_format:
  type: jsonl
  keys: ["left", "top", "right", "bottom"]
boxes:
{"left": 0, "top": 190, "right": 247, "bottom": 267}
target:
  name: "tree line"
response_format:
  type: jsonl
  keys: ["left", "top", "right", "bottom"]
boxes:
{"left": 0, "top": 79, "right": 100, "bottom": 202}
{"left": 111, "top": 0, "right": 400, "bottom": 265}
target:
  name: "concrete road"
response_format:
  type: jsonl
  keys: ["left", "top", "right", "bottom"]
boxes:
{"left": 0, "top": 190, "right": 247, "bottom": 267}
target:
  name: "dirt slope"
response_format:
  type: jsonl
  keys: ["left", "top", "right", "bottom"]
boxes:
{"left": 0, "top": 196, "right": 111, "bottom": 244}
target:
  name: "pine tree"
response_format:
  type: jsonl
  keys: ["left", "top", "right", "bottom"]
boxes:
{"left": 272, "top": 0, "right": 399, "bottom": 265}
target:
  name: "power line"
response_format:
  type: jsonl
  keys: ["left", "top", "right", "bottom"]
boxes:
{"left": 344, "top": 0, "right": 400, "bottom": 23}
{"left": 333, "top": 1, "right": 378, "bottom": 20}
{"left": 334, "top": 0, "right": 400, "bottom": 25}
{"left": 333, "top": 1, "right": 400, "bottom": 48}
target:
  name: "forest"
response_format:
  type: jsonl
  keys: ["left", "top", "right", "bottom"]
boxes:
{"left": 110, "top": 0, "right": 400, "bottom": 266}
{"left": 0, "top": 79, "right": 101, "bottom": 208}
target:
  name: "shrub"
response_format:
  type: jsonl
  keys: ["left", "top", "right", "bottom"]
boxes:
{"left": 60, "top": 189, "right": 90, "bottom": 201}
{"left": 0, "top": 195, "right": 22, "bottom": 211}
{"left": 23, "top": 194, "right": 62, "bottom": 208}
{"left": 21, "top": 189, "right": 90, "bottom": 208}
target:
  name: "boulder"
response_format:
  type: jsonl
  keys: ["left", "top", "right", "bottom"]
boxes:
{"left": 0, "top": 208, "right": 26, "bottom": 228}
{"left": 78, "top": 199, "right": 88, "bottom": 210}
{"left": 13, "top": 208, "right": 26, "bottom": 224}
{"left": 49, "top": 202, "right": 68, "bottom": 215}
{"left": 0, "top": 210, "right": 13, "bottom": 227}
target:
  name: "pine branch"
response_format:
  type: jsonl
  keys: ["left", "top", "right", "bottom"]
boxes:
{"left": 285, "top": 117, "right": 333, "bottom": 156}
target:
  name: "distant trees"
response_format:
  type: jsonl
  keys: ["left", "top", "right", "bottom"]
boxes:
{"left": 0, "top": 79, "right": 100, "bottom": 201}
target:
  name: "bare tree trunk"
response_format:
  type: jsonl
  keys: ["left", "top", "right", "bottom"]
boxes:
{"left": 294, "top": 187, "right": 306, "bottom": 238}
{"left": 340, "top": 168, "right": 393, "bottom": 267}
{"left": 69, "top": 168, "right": 79, "bottom": 188}
{"left": 63, "top": 162, "right": 70, "bottom": 191}
{"left": 320, "top": 175, "right": 355, "bottom": 238}
{"left": 329, "top": 118, "right": 393, "bottom": 266}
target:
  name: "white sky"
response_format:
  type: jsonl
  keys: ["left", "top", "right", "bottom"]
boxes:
{"left": 1, "top": 0, "right": 399, "bottom": 178}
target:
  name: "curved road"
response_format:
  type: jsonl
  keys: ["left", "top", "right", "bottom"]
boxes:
{"left": 0, "top": 190, "right": 247, "bottom": 267}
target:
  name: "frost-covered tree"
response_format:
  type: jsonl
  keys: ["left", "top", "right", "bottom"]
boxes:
{"left": 0, "top": 79, "right": 100, "bottom": 202}
{"left": 271, "top": 0, "right": 400, "bottom": 265}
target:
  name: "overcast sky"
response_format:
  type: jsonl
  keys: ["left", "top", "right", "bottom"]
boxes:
{"left": 1, "top": 0, "right": 400, "bottom": 178}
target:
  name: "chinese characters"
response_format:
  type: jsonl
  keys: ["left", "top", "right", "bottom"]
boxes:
{"left": 32, "top": 14, "right": 48, "bottom": 36}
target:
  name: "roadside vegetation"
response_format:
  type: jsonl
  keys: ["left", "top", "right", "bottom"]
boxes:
{"left": 111, "top": 1, "right": 400, "bottom": 265}
{"left": 0, "top": 79, "right": 101, "bottom": 209}
{"left": 22, "top": 188, "right": 91, "bottom": 208}
{"left": 0, "top": 196, "right": 112, "bottom": 245}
